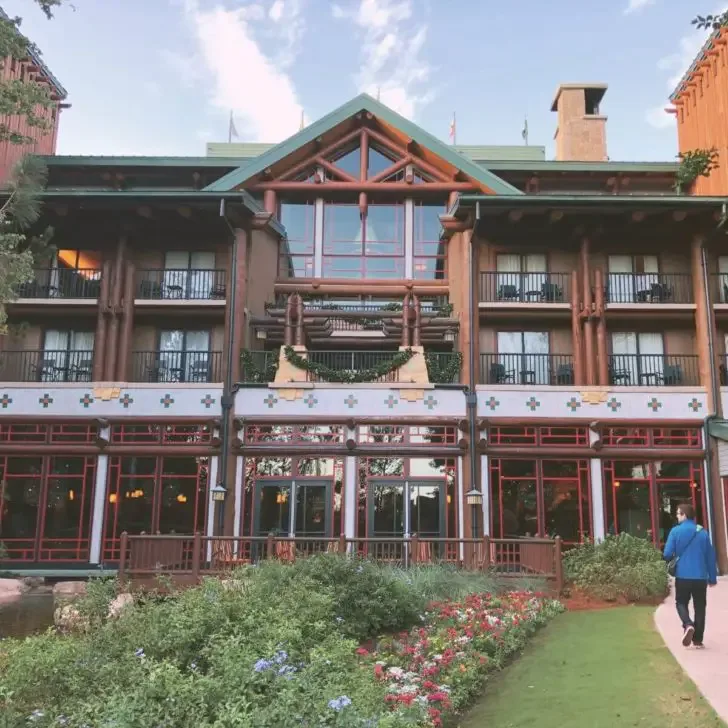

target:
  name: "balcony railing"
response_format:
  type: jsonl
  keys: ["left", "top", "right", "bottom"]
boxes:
{"left": 16, "top": 269, "right": 102, "bottom": 299}
{"left": 608, "top": 354, "right": 699, "bottom": 386}
{"left": 303, "top": 351, "right": 404, "bottom": 383}
{"left": 136, "top": 269, "right": 227, "bottom": 300}
{"left": 480, "top": 353, "right": 575, "bottom": 386}
{"left": 479, "top": 272, "right": 570, "bottom": 304}
{"left": 132, "top": 350, "right": 223, "bottom": 383}
{"left": 241, "top": 350, "right": 279, "bottom": 383}
{"left": 605, "top": 273, "right": 693, "bottom": 304}
{"left": 712, "top": 273, "right": 728, "bottom": 303}
{"left": 0, "top": 350, "right": 93, "bottom": 382}
{"left": 424, "top": 352, "right": 462, "bottom": 383}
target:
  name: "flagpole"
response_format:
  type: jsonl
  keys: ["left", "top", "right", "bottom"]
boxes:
{"left": 228, "top": 110, "right": 233, "bottom": 143}
{"left": 453, "top": 112, "right": 456, "bottom": 146}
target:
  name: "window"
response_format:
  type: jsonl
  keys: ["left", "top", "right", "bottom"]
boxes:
{"left": 414, "top": 202, "right": 447, "bottom": 280}
{"left": 323, "top": 203, "right": 404, "bottom": 279}
{"left": 163, "top": 251, "right": 216, "bottom": 299}
{"left": 718, "top": 256, "right": 728, "bottom": 303}
{"left": 610, "top": 332, "right": 664, "bottom": 385}
{"left": 279, "top": 202, "right": 315, "bottom": 278}
{"left": 496, "top": 254, "right": 547, "bottom": 300}
{"left": 496, "top": 331, "right": 550, "bottom": 385}
{"left": 157, "top": 330, "right": 211, "bottom": 383}
{"left": 607, "top": 255, "right": 658, "bottom": 303}
{"left": 39, "top": 330, "right": 94, "bottom": 382}
{"left": 40, "top": 250, "right": 102, "bottom": 298}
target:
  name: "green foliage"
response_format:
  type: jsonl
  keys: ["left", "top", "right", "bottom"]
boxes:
{"left": 240, "top": 348, "right": 279, "bottom": 382}
{"left": 693, "top": 12, "right": 728, "bottom": 30}
{"left": 562, "top": 534, "right": 668, "bottom": 602}
{"left": 284, "top": 345, "right": 415, "bottom": 383}
{"left": 675, "top": 147, "right": 719, "bottom": 191}
{"left": 74, "top": 576, "right": 119, "bottom": 626}
{"left": 424, "top": 351, "right": 462, "bottom": 383}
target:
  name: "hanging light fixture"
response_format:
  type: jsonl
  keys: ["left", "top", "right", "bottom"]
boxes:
{"left": 211, "top": 483, "right": 227, "bottom": 502}
{"left": 68, "top": 489, "right": 75, "bottom": 501}
{"left": 109, "top": 493, "right": 118, "bottom": 504}
{"left": 176, "top": 494, "right": 188, "bottom": 503}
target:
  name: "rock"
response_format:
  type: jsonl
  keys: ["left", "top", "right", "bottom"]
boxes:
{"left": 54, "top": 604, "right": 89, "bottom": 633}
{"left": 107, "top": 592, "right": 134, "bottom": 619}
{"left": 0, "top": 577, "right": 26, "bottom": 604}
{"left": 52, "top": 581, "right": 87, "bottom": 602}
{"left": 22, "top": 576, "right": 45, "bottom": 590}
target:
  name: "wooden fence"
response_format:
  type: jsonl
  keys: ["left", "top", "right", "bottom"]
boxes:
{"left": 116, "top": 533, "right": 564, "bottom": 593}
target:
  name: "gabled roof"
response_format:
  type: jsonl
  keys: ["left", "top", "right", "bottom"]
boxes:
{"left": 204, "top": 94, "right": 522, "bottom": 195}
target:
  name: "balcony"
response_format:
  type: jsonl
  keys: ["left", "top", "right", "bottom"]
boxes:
{"left": 136, "top": 270, "right": 227, "bottom": 301}
{"left": 0, "top": 350, "right": 93, "bottom": 382}
{"left": 479, "top": 272, "right": 571, "bottom": 305}
{"left": 711, "top": 273, "right": 728, "bottom": 305}
{"left": 131, "top": 351, "right": 223, "bottom": 383}
{"left": 16, "top": 269, "right": 101, "bottom": 299}
{"left": 240, "top": 349, "right": 462, "bottom": 384}
{"left": 608, "top": 354, "right": 699, "bottom": 386}
{"left": 480, "top": 353, "right": 575, "bottom": 386}
{"left": 605, "top": 273, "right": 693, "bottom": 305}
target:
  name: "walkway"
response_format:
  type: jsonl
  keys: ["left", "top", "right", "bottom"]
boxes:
{"left": 654, "top": 577, "right": 728, "bottom": 724}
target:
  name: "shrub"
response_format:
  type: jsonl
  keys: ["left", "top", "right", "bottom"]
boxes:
{"left": 562, "top": 534, "right": 668, "bottom": 602}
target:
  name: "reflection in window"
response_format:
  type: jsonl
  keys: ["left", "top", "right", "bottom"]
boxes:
{"left": 414, "top": 202, "right": 447, "bottom": 280}
{"left": 279, "top": 202, "right": 315, "bottom": 278}
{"left": 323, "top": 203, "right": 404, "bottom": 279}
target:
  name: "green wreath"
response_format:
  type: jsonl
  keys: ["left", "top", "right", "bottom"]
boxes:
{"left": 284, "top": 346, "right": 414, "bottom": 383}
{"left": 424, "top": 351, "right": 463, "bottom": 384}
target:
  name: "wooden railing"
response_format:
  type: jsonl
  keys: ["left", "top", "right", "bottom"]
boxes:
{"left": 116, "top": 533, "right": 564, "bottom": 593}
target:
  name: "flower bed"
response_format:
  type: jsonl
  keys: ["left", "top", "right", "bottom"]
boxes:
{"left": 356, "top": 591, "right": 563, "bottom": 726}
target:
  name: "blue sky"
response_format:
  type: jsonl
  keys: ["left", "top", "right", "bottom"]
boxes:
{"left": 3, "top": 0, "right": 718, "bottom": 161}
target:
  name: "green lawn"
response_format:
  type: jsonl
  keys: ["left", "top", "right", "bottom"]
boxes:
{"left": 459, "top": 607, "right": 725, "bottom": 728}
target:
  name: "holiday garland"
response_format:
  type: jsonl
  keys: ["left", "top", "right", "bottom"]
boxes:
{"left": 284, "top": 345, "right": 414, "bottom": 383}
{"left": 425, "top": 351, "right": 463, "bottom": 384}
{"left": 240, "top": 349, "right": 280, "bottom": 383}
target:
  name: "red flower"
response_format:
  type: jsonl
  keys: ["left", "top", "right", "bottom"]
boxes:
{"left": 356, "top": 647, "right": 369, "bottom": 655}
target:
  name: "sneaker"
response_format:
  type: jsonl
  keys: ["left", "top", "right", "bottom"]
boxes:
{"left": 682, "top": 626, "right": 695, "bottom": 646}
{"left": 692, "top": 641, "right": 705, "bottom": 649}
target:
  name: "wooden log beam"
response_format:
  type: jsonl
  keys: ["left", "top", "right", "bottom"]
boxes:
{"left": 251, "top": 181, "right": 474, "bottom": 192}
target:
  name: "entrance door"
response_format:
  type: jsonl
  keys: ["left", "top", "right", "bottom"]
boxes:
{"left": 254, "top": 480, "right": 331, "bottom": 537}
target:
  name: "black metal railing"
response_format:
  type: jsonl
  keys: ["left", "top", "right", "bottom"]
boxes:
{"left": 265, "top": 297, "right": 452, "bottom": 316}
{"left": 605, "top": 273, "right": 693, "bottom": 304}
{"left": 16, "top": 268, "right": 102, "bottom": 299}
{"left": 241, "top": 350, "right": 279, "bottom": 383}
{"left": 480, "top": 353, "right": 575, "bottom": 386}
{"left": 132, "top": 350, "right": 223, "bottom": 383}
{"left": 303, "top": 350, "right": 404, "bottom": 383}
{"left": 608, "top": 354, "right": 699, "bottom": 386}
{"left": 136, "top": 269, "right": 227, "bottom": 300}
{"left": 479, "top": 272, "right": 570, "bottom": 303}
{"left": 0, "top": 350, "right": 94, "bottom": 382}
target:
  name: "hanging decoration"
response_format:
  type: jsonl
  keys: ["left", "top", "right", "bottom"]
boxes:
{"left": 424, "top": 352, "right": 463, "bottom": 384}
{"left": 284, "top": 346, "right": 414, "bottom": 383}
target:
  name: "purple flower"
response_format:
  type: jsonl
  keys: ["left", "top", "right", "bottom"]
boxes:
{"left": 134, "top": 648, "right": 145, "bottom": 658}
{"left": 328, "top": 696, "right": 352, "bottom": 712}
{"left": 254, "top": 658, "right": 272, "bottom": 673}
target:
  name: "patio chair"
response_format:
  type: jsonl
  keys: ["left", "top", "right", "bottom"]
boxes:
{"left": 489, "top": 362, "right": 515, "bottom": 384}
{"left": 497, "top": 284, "right": 519, "bottom": 301}
{"left": 34, "top": 357, "right": 58, "bottom": 382}
{"left": 555, "top": 363, "right": 574, "bottom": 385}
{"left": 209, "top": 283, "right": 226, "bottom": 299}
{"left": 73, "top": 358, "right": 93, "bottom": 382}
{"left": 188, "top": 359, "right": 211, "bottom": 382}
{"left": 541, "top": 282, "right": 563, "bottom": 302}
{"left": 609, "top": 366, "right": 631, "bottom": 385}
{"left": 660, "top": 364, "right": 683, "bottom": 386}
{"left": 650, "top": 282, "right": 672, "bottom": 302}
{"left": 139, "top": 280, "right": 163, "bottom": 298}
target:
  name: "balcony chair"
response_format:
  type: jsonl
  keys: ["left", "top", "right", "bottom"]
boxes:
{"left": 609, "top": 365, "right": 632, "bottom": 385}
{"left": 540, "top": 282, "right": 563, "bottom": 302}
{"left": 147, "top": 360, "right": 182, "bottom": 383}
{"left": 497, "top": 284, "right": 520, "bottom": 301}
{"left": 555, "top": 363, "right": 574, "bottom": 385}
{"left": 188, "top": 359, "right": 211, "bottom": 383}
{"left": 209, "top": 283, "right": 226, "bottom": 299}
{"left": 73, "top": 358, "right": 93, "bottom": 382}
{"left": 659, "top": 364, "right": 683, "bottom": 386}
{"left": 489, "top": 362, "right": 515, "bottom": 384}
{"left": 139, "top": 280, "right": 163, "bottom": 298}
{"left": 34, "top": 357, "right": 59, "bottom": 382}
{"left": 649, "top": 282, "right": 672, "bottom": 302}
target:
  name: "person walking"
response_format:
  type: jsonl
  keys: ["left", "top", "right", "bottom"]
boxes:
{"left": 663, "top": 503, "right": 718, "bottom": 648}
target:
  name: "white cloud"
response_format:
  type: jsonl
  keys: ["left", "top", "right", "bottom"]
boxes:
{"left": 175, "top": 0, "right": 306, "bottom": 143}
{"left": 332, "top": 0, "right": 435, "bottom": 119}
{"left": 624, "top": 0, "right": 656, "bottom": 15}
{"left": 645, "top": 105, "right": 675, "bottom": 130}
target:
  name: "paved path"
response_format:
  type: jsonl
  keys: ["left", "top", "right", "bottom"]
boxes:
{"left": 654, "top": 577, "right": 728, "bottom": 724}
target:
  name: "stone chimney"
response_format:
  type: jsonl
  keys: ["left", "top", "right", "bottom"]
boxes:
{"left": 551, "top": 83, "right": 608, "bottom": 162}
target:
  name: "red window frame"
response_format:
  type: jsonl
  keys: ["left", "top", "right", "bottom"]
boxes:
{"left": 602, "top": 427, "right": 702, "bottom": 449}
{"left": 244, "top": 424, "right": 345, "bottom": 444}
{"left": 358, "top": 424, "right": 458, "bottom": 447}
{"left": 110, "top": 423, "right": 212, "bottom": 445}
{"left": 489, "top": 426, "right": 589, "bottom": 447}
{"left": 0, "top": 423, "right": 98, "bottom": 444}
{"left": 413, "top": 202, "right": 447, "bottom": 281}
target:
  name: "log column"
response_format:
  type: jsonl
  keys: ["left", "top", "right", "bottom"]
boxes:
{"left": 92, "top": 260, "right": 112, "bottom": 381}
{"left": 224, "top": 228, "right": 249, "bottom": 386}
{"left": 104, "top": 236, "right": 126, "bottom": 380}
{"left": 692, "top": 235, "right": 716, "bottom": 407}
{"left": 116, "top": 261, "right": 135, "bottom": 381}
{"left": 595, "top": 268, "right": 609, "bottom": 386}
{"left": 580, "top": 237, "right": 596, "bottom": 385}
{"left": 570, "top": 270, "right": 584, "bottom": 386}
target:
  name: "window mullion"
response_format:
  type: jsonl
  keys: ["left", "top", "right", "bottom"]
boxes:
{"left": 405, "top": 196, "right": 414, "bottom": 279}
{"left": 314, "top": 194, "right": 324, "bottom": 278}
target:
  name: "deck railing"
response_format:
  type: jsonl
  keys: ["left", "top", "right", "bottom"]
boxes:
{"left": 480, "top": 353, "right": 575, "bottom": 386}
{"left": 608, "top": 354, "right": 699, "bottom": 386}
{"left": 302, "top": 350, "right": 405, "bottom": 383}
{"left": 136, "top": 269, "right": 227, "bottom": 300}
{"left": 16, "top": 268, "right": 102, "bottom": 299}
{"left": 131, "top": 350, "right": 223, "bottom": 383}
{"left": 0, "top": 349, "right": 93, "bottom": 382}
{"left": 116, "top": 533, "right": 564, "bottom": 592}
{"left": 605, "top": 272, "right": 693, "bottom": 304}
{"left": 479, "top": 272, "right": 571, "bottom": 303}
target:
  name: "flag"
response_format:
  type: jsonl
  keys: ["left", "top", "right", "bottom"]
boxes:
{"left": 449, "top": 112, "right": 456, "bottom": 145}
{"left": 228, "top": 110, "right": 239, "bottom": 143}
{"left": 521, "top": 117, "right": 528, "bottom": 145}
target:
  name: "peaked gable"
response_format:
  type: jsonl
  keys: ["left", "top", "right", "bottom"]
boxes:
{"left": 204, "top": 94, "right": 522, "bottom": 195}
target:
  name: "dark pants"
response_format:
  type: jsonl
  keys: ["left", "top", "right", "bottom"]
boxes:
{"left": 675, "top": 578, "right": 708, "bottom": 643}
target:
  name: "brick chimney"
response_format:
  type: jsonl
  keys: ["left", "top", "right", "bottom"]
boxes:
{"left": 551, "top": 83, "right": 608, "bottom": 162}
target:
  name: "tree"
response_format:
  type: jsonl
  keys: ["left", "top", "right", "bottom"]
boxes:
{"left": 693, "top": 12, "right": 728, "bottom": 30}
{"left": 0, "top": 1, "right": 68, "bottom": 331}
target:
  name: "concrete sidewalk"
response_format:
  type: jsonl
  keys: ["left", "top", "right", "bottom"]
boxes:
{"left": 654, "top": 577, "right": 728, "bottom": 724}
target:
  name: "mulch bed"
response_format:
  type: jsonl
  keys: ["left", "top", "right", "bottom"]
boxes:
{"left": 562, "top": 587, "right": 665, "bottom": 611}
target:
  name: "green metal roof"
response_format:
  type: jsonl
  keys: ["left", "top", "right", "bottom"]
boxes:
{"left": 479, "top": 160, "right": 679, "bottom": 173}
{"left": 204, "top": 94, "right": 522, "bottom": 195}
{"left": 206, "top": 142, "right": 275, "bottom": 158}
{"left": 456, "top": 145, "right": 546, "bottom": 162}
{"left": 37, "top": 155, "right": 242, "bottom": 168}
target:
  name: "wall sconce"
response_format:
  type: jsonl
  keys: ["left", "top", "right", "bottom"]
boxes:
{"left": 68, "top": 489, "right": 75, "bottom": 501}
{"left": 276, "top": 491, "right": 289, "bottom": 505}
{"left": 256, "top": 329, "right": 267, "bottom": 340}
{"left": 613, "top": 480, "right": 621, "bottom": 488}
{"left": 176, "top": 494, "right": 188, "bottom": 503}
{"left": 465, "top": 488, "right": 483, "bottom": 506}
{"left": 109, "top": 493, "right": 118, "bottom": 504}
{"left": 444, "top": 329, "right": 455, "bottom": 343}
{"left": 211, "top": 483, "right": 227, "bottom": 502}
{"left": 690, "top": 481, "right": 697, "bottom": 489}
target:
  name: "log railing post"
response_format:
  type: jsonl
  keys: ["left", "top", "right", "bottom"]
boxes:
{"left": 338, "top": 533, "right": 346, "bottom": 555}
{"left": 118, "top": 531, "right": 128, "bottom": 584}
{"left": 411, "top": 534, "right": 419, "bottom": 564}
{"left": 554, "top": 536, "right": 564, "bottom": 595}
{"left": 266, "top": 532, "right": 275, "bottom": 560}
{"left": 191, "top": 532, "right": 202, "bottom": 581}
{"left": 482, "top": 535, "right": 490, "bottom": 570}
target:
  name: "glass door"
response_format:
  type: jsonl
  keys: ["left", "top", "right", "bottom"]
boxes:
{"left": 254, "top": 480, "right": 331, "bottom": 537}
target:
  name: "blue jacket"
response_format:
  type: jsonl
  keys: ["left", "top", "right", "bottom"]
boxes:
{"left": 663, "top": 520, "right": 718, "bottom": 584}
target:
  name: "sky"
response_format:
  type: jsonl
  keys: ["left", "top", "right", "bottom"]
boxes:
{"left": 2, "top": 0, "right": 721, "bottom": 161}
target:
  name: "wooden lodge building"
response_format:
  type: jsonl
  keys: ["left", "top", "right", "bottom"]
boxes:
{"left": 1, "top": 45, "right": 728, "bottom": 572}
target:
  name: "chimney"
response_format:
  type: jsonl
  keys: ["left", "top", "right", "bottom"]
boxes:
{"left": 551, "top": 83, "right": 608, "bottom": 162}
